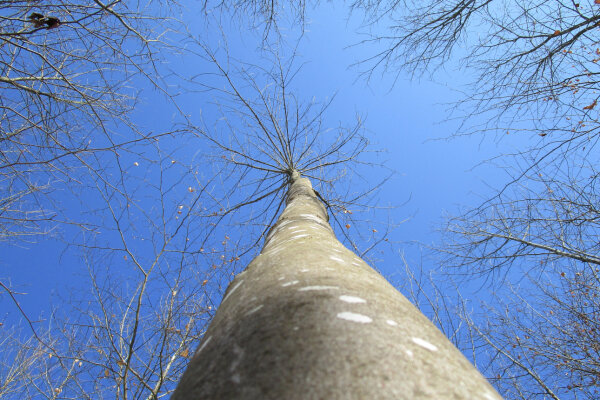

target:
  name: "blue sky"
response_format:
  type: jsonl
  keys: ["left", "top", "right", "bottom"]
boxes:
{"left": 0, "top": 1, "right": 527, "bottom": 342}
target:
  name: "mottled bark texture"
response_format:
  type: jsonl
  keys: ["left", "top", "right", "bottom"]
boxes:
{"left": 173, "top": 174, "right": 502, "bottom": 399}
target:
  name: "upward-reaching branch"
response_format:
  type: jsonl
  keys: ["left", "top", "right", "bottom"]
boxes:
{"left": 185, "top": 37, "right": 392, "bottom": 258}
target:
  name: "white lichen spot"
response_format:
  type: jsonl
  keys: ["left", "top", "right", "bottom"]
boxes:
{"left": 482, "top": 391, "right": 499, "bottom": 400}
{"left": 299, "top": 214, "right": 332, "bottom": 230}
{"left": 412, "top": 337, "right": 438, "bottom": 352}
{"left": 231, "top": 373, "right": 241, "bottom": 384}
{"left": 229, "top": 344, "right": 244, "bottom": 374}
{"left": 194, "top": 336, "right": 212, "bottom": 357}
{"left": 265, "top": 246, "right": 283, "bottom": 256}
{"left": 278, "top": 276, "right": 285, "bottom": 281}
{"left": 281, "top": 280, "right": 299, "bottom": 287}
{"left": 405, "top": 349, "right": 414, "bottom": 358}
{"left": 246, "top": 305, "right": 263, "bottom": 315}
{"left": 386, "top": 319, "right": 398, "bottom": 326}
{"left": 293, "top": 326, "right": 299, "bottom": 331}
{"left": 337, "top": 312, "right": 372, "bottom": 323}
{"left": 330, "top": 256, "right": 344, "bottom": 263}
{"left": 339, "top": 295, "right": 366, "bottom": 304}
{"left": 222, "top": 280, "right": 244, "bottom": 302}
{"left": 265, "top": 220, "right": 293, "bottom": 240}
{"left": 298, "top": 285, "right": 339, "bottom": 291}
{"left": 299, "top": 214, "right": 320, "bottom": 222}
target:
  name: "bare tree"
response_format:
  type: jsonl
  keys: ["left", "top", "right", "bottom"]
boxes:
{"left": 0, "top": 24, "right": 394, "bottom": 398}
{"left": 440, "top": 158, "right": 600, "bottom": 399}
{"left": 334, "top": 1, "right": 600, "bottom": 398}
{"left": 458, "top": 269, "right": 600, "bottom": 400}
{"left": 0, "top": 0, "right": 181, "bottom": 242}
{"left": 0, "top": 0, "right": 197, "bottom": 355}
{"left": 200, "top": 0, "right": 309, "bottom": 39}
{"left": 173, "top": 171, "right": 502, "bottom": 399}
{"left": 352, "top": 1, "right": 600, "bottom": 167}
{"left": 0, "top": 7, "right": 241, "bottom": 391}
{"left": 157, "top": 34, "right": 504, "bottom": 398}
{"left": 392, "top": 245, "right": 600, "bottom": 400}
{"left": 0, "top": 130, "right": 240, "bottom": 399}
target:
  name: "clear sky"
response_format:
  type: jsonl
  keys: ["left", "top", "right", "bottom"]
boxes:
{"left": 0, "top": 1, "right": 527, "bottom": 342}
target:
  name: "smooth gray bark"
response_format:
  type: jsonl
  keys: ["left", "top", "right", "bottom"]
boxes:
{"left": 173, "top": 175, "right": 502, "bottom": 399}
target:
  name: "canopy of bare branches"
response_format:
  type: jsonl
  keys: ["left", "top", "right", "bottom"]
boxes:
{"left": 0, "top": 0, "right": 179, "bottom": 241}
{"left": 353, "top": 1, "right": 600, "bottom": 398}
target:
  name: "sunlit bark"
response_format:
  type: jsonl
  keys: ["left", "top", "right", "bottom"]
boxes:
{"left": 173, "top": 171, "right": 501, "bottom": 399}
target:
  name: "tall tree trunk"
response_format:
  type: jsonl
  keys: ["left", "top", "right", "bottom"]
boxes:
{"left": 173, "top": 172, "right": 502, "bottom": 399}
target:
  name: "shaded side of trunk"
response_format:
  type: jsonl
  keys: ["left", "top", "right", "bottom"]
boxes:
{"left": 173, "top": 175, "right": 502, "bottom": 399}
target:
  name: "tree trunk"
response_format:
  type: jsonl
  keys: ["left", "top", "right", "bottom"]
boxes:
{"left": 172, "top": 173, "right": 502, "bottom": 399}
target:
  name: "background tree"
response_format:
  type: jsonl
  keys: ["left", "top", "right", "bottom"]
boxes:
{"left": 0, "top": 2, "right": 225, "bottom": 398}
{"left": 352, "top": 1, "right": 600, "bottom": 168}
{"left": 0, "top": 0, "right": 181, "bottom": 242}
{"left": 342, "top": 1, "right": 600, "bottom": 398}
{"left": 442, "top": 160, "right": 600, "bottom": 399}
{"left": 0, "top": 131, "right": 223, "bottom": 399}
